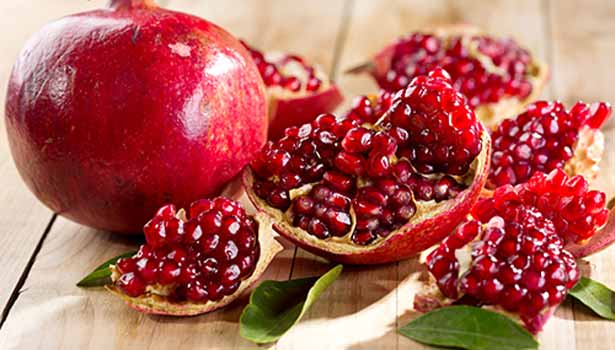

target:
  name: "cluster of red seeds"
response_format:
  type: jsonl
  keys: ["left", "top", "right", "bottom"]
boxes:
{"left": 387, "top": 69, "right": 482, "bottom": 175}
{"left": 251, "top": 70, "right": 479, "bottom": 244}
{"left": 251, "top": 114, "right": 358, "bottom": 211}
{"left": 380, "top": 33, "right": 533, "bottom": 107}
{"left": 115, "top": 198, "right": 260, "bottom": 302}
{"left": 489, "top": 100, "right": 612, "bottom": 188}
{"left": 241, "top": 41, "right": 322, "bottom": 92}
{"left": 476, "top": 169, "right": 609, "bottom": 244}
{"left": 427, "top": 206, "right": 579, "bottom": 333}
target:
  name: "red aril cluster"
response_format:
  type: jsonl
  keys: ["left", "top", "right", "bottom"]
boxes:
{"left": 427, "top": 206, "right": 579, "bottom": 333}
{"left": 251, "top": 114, "right": 358, "bottom": 211}
{"left": 387, "top": 69, "right": 482, "bottom": 175}
{"left": 378, "top": 33, "right": 533, "bottom": 108}
{"left": 343, "top": 91, "right": 393, "bottom": 124}
{"left": 248, "top": 69, "right": 486, "bottom": 252}
{"left": 475, "top": 169, "right": 609, "bottom": 244}
{"left": 489, "top": 100, "right": 612, "bottom": 188}
{"left": 115, "top": 197, "right": 260, "bottom": 302}
{"left": 241, "top": 40, "right": 322, "bottom": 92}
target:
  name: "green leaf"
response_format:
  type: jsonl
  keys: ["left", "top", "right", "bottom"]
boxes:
{"left": 240, "top": 264, "right": 343, "bottom": 344}
{"left": 398, "top": 305, "right": 538, "bottom": 350}
{"left": 76, "top": 251, "right": 136, "bottom": 287}
{"left": 569, "top": 276, "right": 615, "bottom": 320}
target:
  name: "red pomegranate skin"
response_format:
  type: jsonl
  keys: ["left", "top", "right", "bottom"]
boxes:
{"left": 5, "top": 0, "right": 267, "bottom": 233}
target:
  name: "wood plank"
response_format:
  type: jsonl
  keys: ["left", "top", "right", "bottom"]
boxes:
{"left": 0, "top": 0, "right": 346, "bottom": 349}
{"left": 549, "top": 1, "right": 615, "bottom": 349}
{"left": 0, "top": 0, "right": 104, "bottom": 322}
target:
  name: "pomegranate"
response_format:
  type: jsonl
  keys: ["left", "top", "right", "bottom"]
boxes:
{"left": 107, "top": 197, "right": 282, "bottom": 315}
{"left": 349, "top": 25, "right": 548, "bottom": 127}
{"left": 488, "top": 100, "right": 611, "bottom": 188}
{"left": 424, "top": 206, "right": 579, "bottom": 333}
{"left": 475, "top": 169, "right": 610, "bottom": 244}
{"left": 4, "top": 0, "right": 267, "bottom": 233}
{"left": 244, "top": 69, "right": 491, "bottom": 264}
{"left": 241, "top": 41, "right": 344, "bottom": 140}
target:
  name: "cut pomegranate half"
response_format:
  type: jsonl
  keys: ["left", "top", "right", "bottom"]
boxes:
{"left": 424, "top": 206, "right": 579, "bottom": 334}
{"left": 488, "top": 100, "right": 611, "bottom": 188}
{"left": 242, "top": 41, "right": 344, "bottom": 140}
{"left": 348, "top": 25, "right": 548, "bottom": 127}
{"left": 244, "top": 69, "right": 491, "bottom": 264}
{"left": 107, "top": 197, "right": 282, "bottom": 315}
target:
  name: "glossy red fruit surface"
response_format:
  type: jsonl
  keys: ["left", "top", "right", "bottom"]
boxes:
{"left": 245, "top": 69, "right": 491, "bottom": 264}
{"left": 109, "top": 197, "right": 282, "bottom": 316}
{"left": 5, "top": 0, "right": 267, "bottom": 233}
{"left": 241, "top": 41, "right": 343, "bottom": 140}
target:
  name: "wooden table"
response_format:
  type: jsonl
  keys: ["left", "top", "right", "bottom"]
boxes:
{"left": 0, "top": 1, "right": 614, "bottom": 349}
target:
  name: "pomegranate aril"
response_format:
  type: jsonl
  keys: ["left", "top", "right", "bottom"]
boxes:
{"left": 117, "top": 272, "right": 146, "bottom": 297}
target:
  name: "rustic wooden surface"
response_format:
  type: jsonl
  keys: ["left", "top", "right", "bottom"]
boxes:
{"left": 0, "top": 0, "right": 614, "bottom": 349}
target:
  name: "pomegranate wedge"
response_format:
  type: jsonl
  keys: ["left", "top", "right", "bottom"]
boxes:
{"left": 107, "top": 197, "right": 282, "bottom": 315}
{"left": 349, "top": 25, "right": 548, "bottom": 127}
{"left": 242, "top": 41, "right": 344, "bottom": 140}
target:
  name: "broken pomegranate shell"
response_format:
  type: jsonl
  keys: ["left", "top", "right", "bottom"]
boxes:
{"left": 244, "top": 69, "right": 491, "bottom": 265}
{"left": 423, "top": 206, "right": 579, "bottom": 334}
{"left": 348, "top": 24, "right": 548, "bottom": 127}
{"left": 106, "top": 197, "right": 282, "bottom": 316}
{"left": 242, "top": 41, "right": 344, "bottom": 140}
{"left": 488, "top": 100, "right": 611, "bottom": 188}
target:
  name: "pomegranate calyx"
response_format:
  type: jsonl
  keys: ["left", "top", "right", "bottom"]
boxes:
{"left": 107, "top": 211, "right": 283, "bottom": 316}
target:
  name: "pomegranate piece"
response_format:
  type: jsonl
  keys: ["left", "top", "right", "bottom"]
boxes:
{"left": 476, "top": 169, "right": 610, "bottom": 244}
{"left": 245, "top": 69, "right": 492, "bottom": 264}
{"left": 241, "top": 41, "right": 343, "bottom": 140}
{"left": 426, "top": 206, "right": 579, "bottom": 333}
{"left": 108, "top": 197, "right": 282, "bottom": 315}
{"left": 349, "top": 25, "right": 548, "bottom": 127}
{"left": 4, "top": 0, "right": 267, "bottom": 233}
{"left": 488, "top": 100, "right": 611, "bottom": 188}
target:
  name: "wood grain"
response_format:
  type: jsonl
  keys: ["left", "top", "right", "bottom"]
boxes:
{"left": 548, "top": 1, "right": 615, "bottom": 349}
{"left": 0, "top": 0, "right": 614, "bottom": 349}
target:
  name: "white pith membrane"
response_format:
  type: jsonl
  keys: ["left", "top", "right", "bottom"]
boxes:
{"left": 427, "top": 25, "right": 549, "bottom": 127}
{"left": 564, "top": 125, "right": 605, "bottom": 182}
{"left": 264, "top": 51, "right": 332, "bottom": 100}
{"left": 414, "top": 217, "right": 558, "bottom": 332}
{"left": 106, "top": 212, "right": 283, "bottom": 316}
{"left": 245, "top": 129, "right": 490, "bottom": 255}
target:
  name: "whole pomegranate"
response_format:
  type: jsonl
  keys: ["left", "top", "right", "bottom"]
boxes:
{"left": 5, "top": 0, "right": 267, "bottom": 233}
